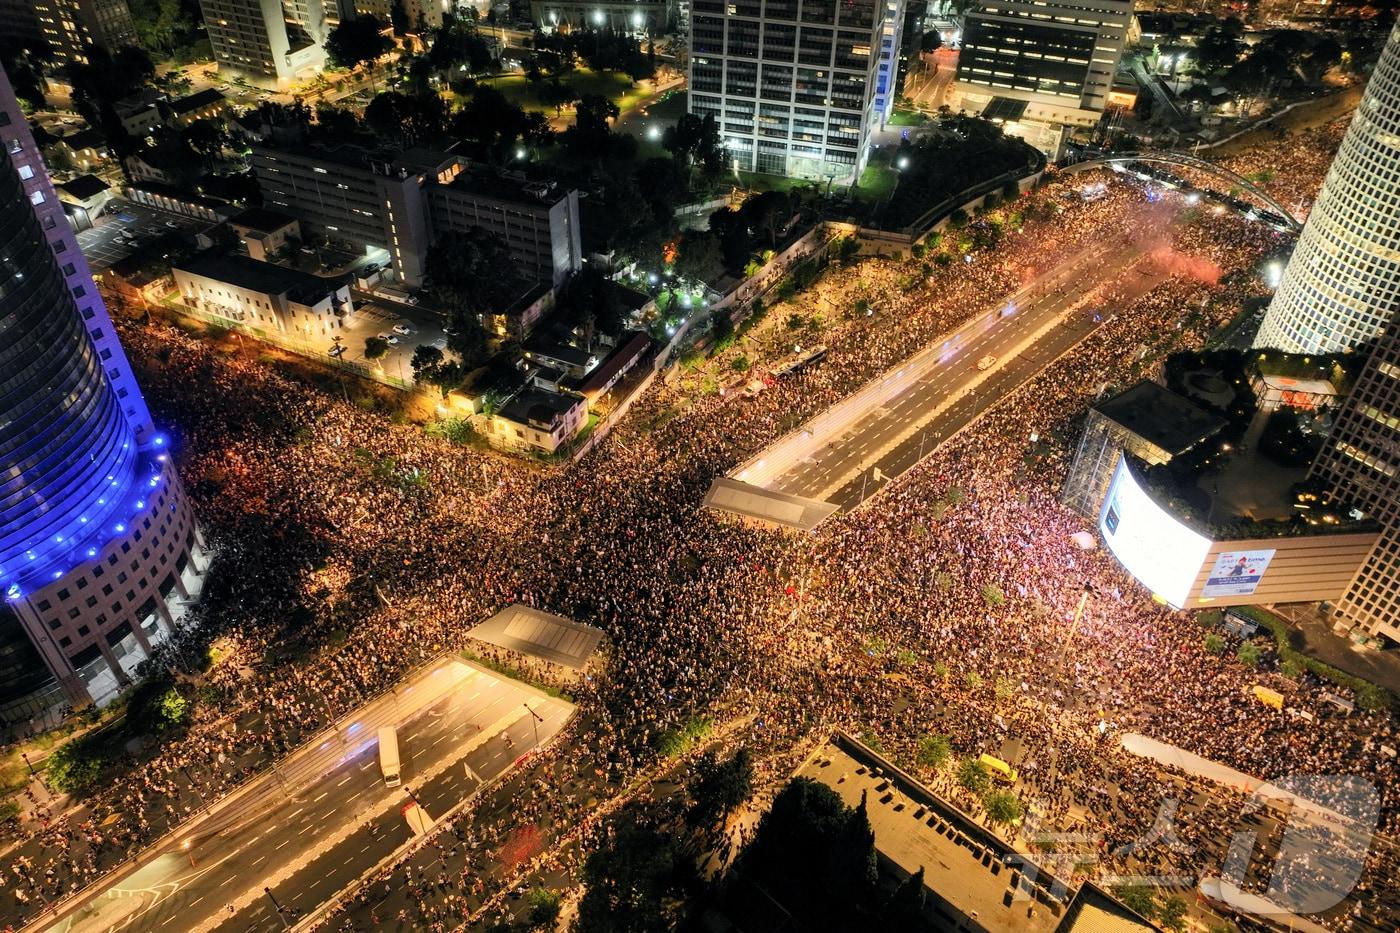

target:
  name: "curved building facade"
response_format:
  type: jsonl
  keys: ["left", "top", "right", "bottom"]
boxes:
{"left": 1254, "top": 21, "right": 1400, "bottom": 355}
{"left": 0, "top": 67, "right": 206, "bottom": 712}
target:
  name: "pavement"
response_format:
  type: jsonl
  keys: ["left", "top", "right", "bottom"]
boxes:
{"left": 76, "top": 201, "right": 211, "bottom": 273}
{"left": 902, "top": 48, "right": 959, "bottom": 114}
{"left": 737, "top": 237, "right": 1169, "bottom": 512}
{"left": 37, "top": 658, "right": 573, "bottom": 933}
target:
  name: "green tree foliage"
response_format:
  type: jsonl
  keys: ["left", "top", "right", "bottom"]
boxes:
{"left": 364, "top": 90, "right": 448, "bottom": 143}
{"left": 1115, "top": 883, "right": 1159, "bottom": 920}
{"left": 685, "top": 747, "right": 755, "bottom": 828}
{"left": 663, "top": 112, "right": 725, "bottom": 177}
{"left": 574, "top": 816, "right": 682, "bottom": 933}
{"left": 1204, "top": 633, "right": 1226, "bottom": 654}
{"left": 957, "top": 758, "right": 990, "bottom": 794}
{"left": 915, "top": 734, "right": 951, "bottom": 769}
{"left": 428, "top": 14, "right": 497, "bottom": 75}
{"left": 881, "top": 866, "right": 926, "bottom": 927}
{"left": 424, "top": 228, "right": 524, "bottom": 368}
{"left": 981, "top": 583, "right": 1006, "bottom": 607}
{"left": 563, "top": 94, "right": 621, "bottom": 158}
{"left": 920, "top": 31, "right": 942, "bottom": 53}
{"left": 1236, "top": 642, "right": 1262, "bottom": 668}
{"left": 0, "top": 39, "right": 51, "bottom": 109}
{"left": 1159, "top": 894, "right": 1188, "bottom": 932}
{"left": 982, "top": 789, "right": 1023, "bottom": 825}
{"left": 325, "top": 15, "right": 393, "bottom": 75}
{"left": 527, "top": 887, "right": 563, "bottom": 929}
{"left": 1192, "top": 21, "right": 1244, "bottom": 75}
{"left": 365, "top": 336, "right": 391, "bottom": 360}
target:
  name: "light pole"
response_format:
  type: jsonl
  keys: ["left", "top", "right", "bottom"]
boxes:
{"left": 523, "top": 702, "right": 544, "bottom": 747}
{"left": 1060, "top": 582, "right": 1094, "bottom": 662}
{"left": 264, "top": 887, "right": 290, "bottom": 929}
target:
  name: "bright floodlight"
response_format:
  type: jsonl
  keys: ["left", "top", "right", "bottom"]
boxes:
{"left": 648, "top": 125, "right": 661, "bottom": 140}
{"left": 896, "top": 156, "right": 909, "bottom": 169}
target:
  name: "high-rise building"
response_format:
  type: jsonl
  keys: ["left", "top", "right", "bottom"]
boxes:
{"left": 1310, "top": 316, "right": 1400, "bottom": 644}
{"left": 953, "top": 0, "right": 1135, "bottom": 158}
{"left": 201, "top": 0, "right": 335, "bottom": 84}
{"left": 31, "top": 0, "right": 138, "bottom": 64}
{"left": 1254, "top": 22, "right": 1400, "bottom": 355}
{"left": 0, "top": 68, "right": 207, "bottom": 713}
{"left": 687, "top": 0, "right": 907, "bottom": 182}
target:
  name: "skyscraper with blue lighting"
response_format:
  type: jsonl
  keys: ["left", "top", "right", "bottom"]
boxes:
{"left": 0, "top": 66, "right": 206, "bottom": 716}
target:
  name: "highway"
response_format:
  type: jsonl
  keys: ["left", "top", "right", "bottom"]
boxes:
{"left": 744, "top": 238, "right": 1170, "bottom": 511}
{"left": 41, "top": 658, "right": 573, "bottom": 933}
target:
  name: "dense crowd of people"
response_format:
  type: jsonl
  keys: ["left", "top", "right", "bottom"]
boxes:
{"left": 1, "top": 118, "right": 1396, "bottom": 933}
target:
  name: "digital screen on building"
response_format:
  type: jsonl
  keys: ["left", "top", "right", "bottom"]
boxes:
{"left": 1201, "top": 549, "right": 1276, "bottom": 598}
{"left": 1099, "top": 460, "right": 1211, "bottom": 607}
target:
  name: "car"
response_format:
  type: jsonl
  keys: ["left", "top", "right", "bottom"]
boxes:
{"left": 328, "top": 344, "right": 346, "bottom": 357}
{"left": 392, "top": 323, "right": 412, "bottom": 336}
{"left": 404, "top": 295, "right": 419, "bottom": 305}
{"left": 217, "top": 83, "right": 231, "bottom": 91}
{"left": 378, "top": 332, "right": 400, "bottom": 346}
{"left": 976, "top": 355, "right": 997, "bottom": 371}
{"left": 164, "top": 220, "right": 179, "bottom": 228}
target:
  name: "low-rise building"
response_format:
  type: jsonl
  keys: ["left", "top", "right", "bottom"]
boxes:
{"left": 481, "top": 282, "right": 554, "bottom": 339}
{"left": 115, "top": 89, "right": 165, "bottom": 136}
{"left": 173, "top": 252, "right": 353, "bottom": 337}
{"left": 522, "top": 338, "right": 598, "bottom": 379}
{"left": 490, "top": 385, "right": 588, "bottom": 455}
{"left": 56, "top": 173, "right": 112, "bottom": 230}
{"left": 126, "top": 181, "right": 234, "bottom": 223}
{"left": 167, "top": 89, "right": 232, "bottom": 128}
{"left": 229, "top": 206, "right": 302, "bottom": 260}
{"left": 47, "top": 127, "right": 110, "bottom": 173}
{"left": 531, "top": 0, "right": 671, "bottom": 33}
{"left": 575, "top": 330, "right": 652, "bottom": 404}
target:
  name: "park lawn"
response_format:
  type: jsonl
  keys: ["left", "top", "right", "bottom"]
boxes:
{"left": 736, "top": 172, "right": 819, "bottom": 194}
{"left": 480, "top": 68, "right": 653, "bottom": 115}
{"left": 888, "top": 107, "right": 928, "bottom": 127}
{"left": 852, "top": 165, "right": 898, "bottom": 203}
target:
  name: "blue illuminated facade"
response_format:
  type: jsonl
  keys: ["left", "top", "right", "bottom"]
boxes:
{"left": 0, "top": 66, "right": 205, "bottom": 713}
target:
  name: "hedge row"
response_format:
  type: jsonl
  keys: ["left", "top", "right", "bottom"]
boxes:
{"left": 1227, "top": 606, "right": 1393, "bottom": 712}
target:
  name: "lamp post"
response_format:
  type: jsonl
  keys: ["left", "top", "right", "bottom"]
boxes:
{"left": 523, "top": 702, "right": 544, "bottom": 747}
{"left": 1060, "top": 582, "right": 1094, "bottom": 662}
{"left": 264, "top": 887, "right": 290, "bottom": 929}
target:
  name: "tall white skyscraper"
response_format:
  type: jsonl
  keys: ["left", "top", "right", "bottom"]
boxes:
{"left": 202, "top": 0, "right": 340, "bottom": 84}
{"left": 687, "top": 0, "right": 906, "bottom": 182}
{"left": 1254, "top": 21, "right": 1400, "bottom": 355}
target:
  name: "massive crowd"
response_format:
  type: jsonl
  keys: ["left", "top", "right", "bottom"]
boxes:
{"left": 1, "top": 118, "right": 1396, "bottom": 933}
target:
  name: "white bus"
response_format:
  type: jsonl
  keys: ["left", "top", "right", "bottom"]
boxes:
{"left": 377, "top": 726, "right": 401, "bottom": 787}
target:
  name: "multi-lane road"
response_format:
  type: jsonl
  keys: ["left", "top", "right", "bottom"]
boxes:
{"left": 735, "top": 237, "right": 1172, "bottom": 513}
{"left": 41, "top": 658, "right": 572, "bottom": 933}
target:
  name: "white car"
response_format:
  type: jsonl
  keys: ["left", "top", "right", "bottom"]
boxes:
{"left": 328, "top": 344, "right": 346, "bottom": 357}
{"left": 391, "top": 323, "right": 412, "bottom": 336}
{"left": 378, "top": 332, "right": 400, "bottom": 346}
{"left": 164, "top": 220, "right": 179, "bottom": 228}
{"left": 976, "top": 355, "right": 997, "bottom": 371}
{"left": 404, "top": 295, "right": 419, "bottom": 306}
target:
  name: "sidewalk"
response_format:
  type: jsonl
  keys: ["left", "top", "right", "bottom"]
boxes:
{"left": 1265, "top": 603, "right": 1400, "bottom": 696}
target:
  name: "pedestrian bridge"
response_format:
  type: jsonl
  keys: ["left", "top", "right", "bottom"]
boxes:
{"left": 1060, "top": 150, "right": 1303, "bottom": 233}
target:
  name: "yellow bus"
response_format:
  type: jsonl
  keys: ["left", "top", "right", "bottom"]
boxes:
{"left": 978, "top": 753, "right": 1018, "bottom": 785}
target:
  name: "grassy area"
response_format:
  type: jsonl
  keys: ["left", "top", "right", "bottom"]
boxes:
{"left": 853, "top": 164, "right": 899, "bottom": 203}
{"left": 479, "top": 68, "right": 652, "bottom": 116}
{"left": 888, "top": 107, "right": 928, "bottom": 127}
{"left": 1212, "top": 606, "right": 1394, "bottom": 711}
{"left": 735, "top": 172, "right": 820, "bottom": 194}
{"left": 461, "top": 650, "right": 575, "bottom": 702}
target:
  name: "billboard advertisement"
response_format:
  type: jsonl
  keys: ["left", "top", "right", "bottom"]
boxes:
{"left": 1099, "top": 460, "right": 1211, "bottom": 607}
{"left": 1201, "top": 549, "right": 1277, "bottom": 598}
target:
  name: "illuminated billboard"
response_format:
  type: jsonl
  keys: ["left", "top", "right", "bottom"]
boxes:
{"left": 1201, "top": 549, "right": 1276, "bottom": 598}
{"left": 1099, "top": 460, "right": 1211, "bottom": 607}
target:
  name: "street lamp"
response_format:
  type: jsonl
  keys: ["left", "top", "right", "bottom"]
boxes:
{"left": 523, "top": 702, "right": 544, "bottom": 747}
{"left": 263, "top": 887, "right": 290, "bottom": 929}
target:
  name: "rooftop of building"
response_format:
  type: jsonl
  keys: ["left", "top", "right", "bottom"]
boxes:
{"left": 523, "top": 338, "right": 595, "bottom": 369}
{"left": 168, "top": 88, "right": 227, "bottom": 115}
{"left": 57, "top": 127, "right": 106, "bottom": 151}
{"left": 576, "top": 330, "right": 652, "bottom": 395}
{"left": 175, "top": 252, "right": 344, "bottom": 304}
{"left": 58, "top": 173, "right": 109, "bottom": 200}
{"left": 497, "top": 385, "right": 584, "bottom": 428}
{"left": 1094, "top": 381, "right": 1227, "bottom": 456}
{"left": 443, "top": 166, "right": 569, "bottom": 207}
{"left": 114, "top": 88, "right": 163, "bottom": 115}
{"left": 230, "top": 206, "right": 298, "bottom": 234}
{"left": 798, "top": 734, "right": 1068, "bottom": 933}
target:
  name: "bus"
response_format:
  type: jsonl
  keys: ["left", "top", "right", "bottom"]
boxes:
{"left": 378, "top": 726, "right": 401, "bottom": 787}
{"left": 978, "top": 753, "right": 1017, "bottom": 785}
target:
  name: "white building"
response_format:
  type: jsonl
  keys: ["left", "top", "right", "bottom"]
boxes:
{"left": 687, "top": 0, "right": 907, "bottom": 182}
{"left": 173, "top": 253, "right": 353, "bottom": 337}
{"left": 201, "top": 0, "right": 339, "bottom": 84}
{"left": 1254, "top": 21, "right": 1400, "bottom": 355}
{"left": 953, "top": 0, "right": 1135, "bottom": 158}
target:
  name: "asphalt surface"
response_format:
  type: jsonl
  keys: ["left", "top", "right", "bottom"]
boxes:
{"left": 75, "top": 201, "right": 210, "bottom": 272}
{"left": 756, "top": 239, "right": 1168, "bottom": 509}
{"left": 42, "top": 660, "right": 572, "bottom": 933}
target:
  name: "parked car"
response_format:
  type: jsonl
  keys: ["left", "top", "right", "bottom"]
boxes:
{"left": 164, "top": 220, "right": 179, "bottom": 228}
{"left": 378, "top": 332, "right": 400, "bottom": 346}
{"left": 391, "top": 323, "right": 411, "bottom": 336}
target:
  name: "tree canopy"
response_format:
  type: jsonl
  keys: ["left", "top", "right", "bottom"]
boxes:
{"left": 326, "top": 15, "right": 393, "bottom": 73}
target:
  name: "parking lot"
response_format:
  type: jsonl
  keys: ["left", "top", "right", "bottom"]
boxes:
{"left": 76, "top": 200, "right": 211, "bottom": 272}
{"left": 329, "top": 298, "right": 450, "bottom": 384}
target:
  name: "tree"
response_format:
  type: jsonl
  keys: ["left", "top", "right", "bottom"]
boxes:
{"left": 983, "top": 789, "right": 1023, "bottom": 826}
{"left": 915, "top": 734, "right": 951, "bottom": 769}
{"left": 574, "top": 816, "right": 680, "bottom": 933}
{"left": 957, "top": 758, "right": 990, "bottom": 794}
{"left": 325, "top": 15, "right": 393, "bottom": 88}
{"left": 389, "top": 0, "right": 410, "bottom": 35}
{"left": 563, "top": 93, "right": 621, "bottom": 157}
{"left": 920, "top": 30, "right": 943, "bottom": 53}
{"left": 882, "top": 866, "right": 926, "bottom": 927}
{"left": 182, "top": 119, "right": 225, "bottom": 168}
{"left": 365, "top": 336, "right": 391, "bottom": 359}
{"left": 527, "top": 887, "right": 562, "bottom": 929}
{"left": 425, "top": 228, "right": 523, "bottom": 367}
{"left": 1203, "top": 633, "right": 1226, "bottom": 654}
{"left": 1236, "top": 642, "right": 1262, "bottom": 668}
{"left": 1115, "top": 883, "right": 1158, "bottom": 920}
{"left": 673, "top": 230, "right": 723, "bottom": 283}
{"left": 1192, "top": 23, "right": 1243, "bottom": 75}
{"left": 1159, "top": 894, "right": 1188, "bottom": 932}
{"left": 685, "top": 747, "right": 754, "bottom": 828}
